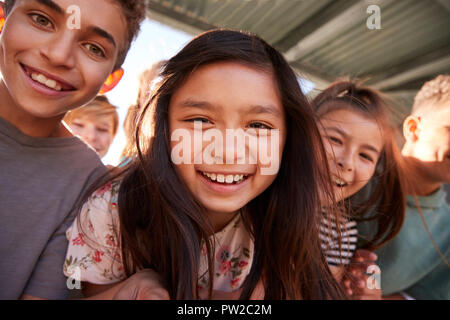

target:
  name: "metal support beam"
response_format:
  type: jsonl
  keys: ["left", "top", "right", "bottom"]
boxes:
{"left": 365, "top": 44, "right": 450, "bottom": 85}
{"left": 372, "top": 55, "right": 450, "bottom": 91}
{"left": 435, "top": 0, "right": 450, "bottom": 12}
{"left": 147, "top": 0, "right": 216, "bottom": 35}
{"left": 284, "top": 0, "right": 391, "bottom": 62}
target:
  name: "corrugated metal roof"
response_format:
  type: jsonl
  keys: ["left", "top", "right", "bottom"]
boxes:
{"left": 146, "top": 0, "right": 450, "bottom": 114}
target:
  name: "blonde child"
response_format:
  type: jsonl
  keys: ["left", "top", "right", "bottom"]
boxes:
{"left": 64, "top": 96, "right": 119, "bottom": 159}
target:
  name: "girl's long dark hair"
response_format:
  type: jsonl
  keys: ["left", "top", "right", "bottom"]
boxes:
{"left": 82, "top": 29, "right": 347, "bottom": 299}
{"left": 313, "top": 80, "right": 406, "bottom": 250}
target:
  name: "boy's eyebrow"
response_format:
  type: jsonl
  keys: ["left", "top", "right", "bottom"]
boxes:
{"left": 35, "top": 0, "right": 64, "bottom": 14}
{"left": 87, "top": 26, "right": 117, "bottom": 49}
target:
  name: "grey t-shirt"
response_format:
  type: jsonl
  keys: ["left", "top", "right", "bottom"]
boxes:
{"left": 0, "top": 117, "right": 108, "bottom": 299}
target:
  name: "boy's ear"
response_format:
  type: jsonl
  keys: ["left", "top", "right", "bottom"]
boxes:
{"left": 0, "top": 5, "right": 5, "bottom": 34}
{"left": 99, "top": 68, "right": 124, "bottom": 94}
{"left": 403, "top": 115, "right": 421, "bottom": 142}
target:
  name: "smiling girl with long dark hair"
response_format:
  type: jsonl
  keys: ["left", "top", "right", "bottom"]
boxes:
{"left": 64, "top": 29, "right": 346, "bottom": 300}
{"left": 314, "top": 80, "right": 406, "bottom": 299}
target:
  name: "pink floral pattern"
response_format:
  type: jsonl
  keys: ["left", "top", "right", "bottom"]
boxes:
{"left": 216, "top": 246, "right": 231, "bottom": 262}
{"left": 64, "top": 181, "right": 125, "bottom": 284}
{"left": 72, "top": 233, "right": 85, "bottom": 246}
{"left": 64, "top": 181, "right": 254, "bottom": 292}
{"left": 198, "top": 214, "right": 253, "bottom": 291}
{"left": 219, "top": 260, "right": 232, "bottom": 274}
{"left": 92, "top": 250, "right": 104, "bottom": 263}
{"left": 95, "top": 183, "right": 112, "bottom": 197}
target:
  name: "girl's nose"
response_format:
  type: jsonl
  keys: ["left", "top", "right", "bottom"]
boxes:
{"left": 336, "top": 151, "right": 354, "bottom": 172}
{"left": 337, "top": 160, "right": 353, "bottom": 172}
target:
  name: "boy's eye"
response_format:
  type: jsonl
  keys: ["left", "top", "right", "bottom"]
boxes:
{"left": 72, "top": 122, "right": 84, "bottom": 128}
{"left": 29, "top": 13, "right": 53, "bottom": 28}
{"left": 96, "top": 128, "right": 109, "bottom": 133}
{"left": 83, "top": 43, "right": 106, "bottom": 58}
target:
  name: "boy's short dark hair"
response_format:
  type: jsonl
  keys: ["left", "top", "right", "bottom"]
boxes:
{"left": 2, "top": 0, "right": 147, "bottom": 70}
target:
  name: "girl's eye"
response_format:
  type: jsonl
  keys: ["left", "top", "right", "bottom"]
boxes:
{"left": 30, "top": 13, "right": 52, "bottom": 28}
{"left": 360, "top": 153, "right": 373, "bottom": 162}
{"left": 248, "top": 122, "right": 272, "bottom": 130}
{"left": 72, "top": 123, "right": 84, "bottom": 128}
{"left": 328, "top": 136, "right": 342, "bottom": 144}
{"left": 96, "top": 128, "right": 109, "bottom": 133}
{"left": 83, "top": 43, "right": 106, "bottom": 58}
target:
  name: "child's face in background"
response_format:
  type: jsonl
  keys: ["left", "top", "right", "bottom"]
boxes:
{"left": 408, "top": 106, "right": 450, "bottom": 184}
{"left": 169, "top": 62, "right": 286, "bottom": 228}
{"left": 0, "top": 0, "right": 126, "bottom": 118}
{"left": 319, "top": 107, "right": 383, "bottom": 202}
{"left": 68, "top": 115, "right": 114, "bottom": 158}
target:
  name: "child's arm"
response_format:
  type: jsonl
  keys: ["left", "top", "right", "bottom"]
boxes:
{"left": 85, "top": 269, "right": 170, "bottom": 299}
{"left": 81, "top": 282, "right": 118, "bottom": 298}
{"left": 383, "top": 293, "right": 407, "bottom": 300}
{"left": 22, "top": 269, "right": 170, "bottom": 300}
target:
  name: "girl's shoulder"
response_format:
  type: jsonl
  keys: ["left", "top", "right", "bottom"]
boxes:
{"left": 89, "top": 180, "right": 121, "bottom": 210}
{"left": 72, "top": 180, "right": 122, "bottom": 241}
{"left": 65, "top": 180, "right": 125, "bottom": 284}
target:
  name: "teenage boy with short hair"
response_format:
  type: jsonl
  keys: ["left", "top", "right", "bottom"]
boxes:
{"left": 0, "top": 0, "right": 146, "bottom": 299}
{"left": 374, "top": 75, "right": 450, "bottom": 299}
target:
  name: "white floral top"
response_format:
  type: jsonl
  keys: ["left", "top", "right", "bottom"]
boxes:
{"left": 64, "top": 181, "right": 254, "bottom": 293}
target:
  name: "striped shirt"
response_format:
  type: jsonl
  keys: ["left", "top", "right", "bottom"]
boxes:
{"left": 320, "top": 210, "right": 358, "bottom": 266}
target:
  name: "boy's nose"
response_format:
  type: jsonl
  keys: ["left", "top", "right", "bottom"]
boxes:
{"left": 83, "top": 127, "right": 97, "bottom": 144}
{"left": 40, "top": 34, "right": 76, "bottom": 69}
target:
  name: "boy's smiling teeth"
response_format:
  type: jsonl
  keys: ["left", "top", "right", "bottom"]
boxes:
{"left": 21, "top": 63, "right": 75, "bottom": 91}
{"left": 201, "top": 172, "right": 247, "bottom": 184}
{"left": 31, "top": 73, "right": 63, "bottom": 91}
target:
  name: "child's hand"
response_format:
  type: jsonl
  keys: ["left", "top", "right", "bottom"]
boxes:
{"left": 342, "top": 249, "right": 382, "bottom": 300}
{"left": 113, "top": 269, "right": 170, "bottom": 300}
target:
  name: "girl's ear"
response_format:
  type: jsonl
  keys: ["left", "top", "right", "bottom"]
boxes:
{"left": 0, "top": 5, "right": 5, "bottom": 34}
{"left": 402, "top": 115, "right": 421, "bottom": 143}
{"left": 99, "top": 68, "right": 124, "bottom": 94}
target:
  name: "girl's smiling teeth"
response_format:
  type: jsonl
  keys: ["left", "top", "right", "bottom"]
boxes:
{"left": 200, "top": 171, "right": 248, "bottom": 184}
{"left": 333, "top": 176, "right": 348, "bottom": 187}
